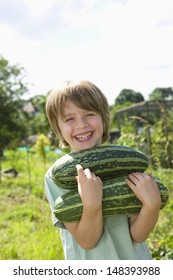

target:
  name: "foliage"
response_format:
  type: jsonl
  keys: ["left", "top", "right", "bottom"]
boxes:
{"left": 35, "top": 134, "right": 50, "bottom": 172}
{"left": 147, "top": 169, "right": 173, "bottom": 259}
{"left": 115, "top": 117, "right": 148, "bottom": 155}
{"left": 115, "top": 89, "right": 144, "bottom": 105}
{"left": 109, "top": 103, "right": 134, "bottom": 129}
{"left": 114, "top": 105, "right": 173, "bottom": 169}
{"left": 0, "top": 148, "right": 65, "bottom": 260}
{"left": 149, "top": 87, "right": 173, "bottom": 101}
{"left": 0, "top": 55, "right": 51, "bottom": 153}
{"left": 28, "top": 95, "right": 50, "bottom": 135}
{"left": 150, "top": 110, "right": 173, "bottom": 169}
{"left": 31, "top": 95, "right": 47, "bottom": 113}
{"left": 0, "top": 56, "right": 28, "bottom": 151}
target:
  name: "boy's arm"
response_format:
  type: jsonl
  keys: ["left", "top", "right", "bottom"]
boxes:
{"left": 126, "top": 172, "right": 161, "bottom": 243}
{"left": 64, "top": 165, "right": 103, "bottom": 250}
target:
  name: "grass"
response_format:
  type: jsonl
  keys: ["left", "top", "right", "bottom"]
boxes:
{"left": 0, "top": 149, "right": 65, "bottom": 260}
{"left": 0, "top": 149, "right": 173, "bottom": 260}
{"left": 0, "top": 179, "right": 64, "bottom": 260}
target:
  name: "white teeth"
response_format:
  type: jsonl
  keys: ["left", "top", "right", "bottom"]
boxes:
{"left": 76, "top": 132, "right": 92, "bottom": 140}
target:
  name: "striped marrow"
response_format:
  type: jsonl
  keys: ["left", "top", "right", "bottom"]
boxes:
{"left": 53, "top": 176, "right": 169, "bottom": 222}
{"left": 52, "top": 145, "right": 149, "bottom": 189}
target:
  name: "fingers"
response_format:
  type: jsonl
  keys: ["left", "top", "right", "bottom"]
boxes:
{"left": 125, "top": 172, "right": 144, "bottom": 187}
{"left": 76, "top": 165, "right": 99, "bottom": 181}
{"left": 76, "top": 164, "right": 92, "bottom": 178}
{"left": 84, "top": 168, "right": 93, "bottom": 179}
{"left": 76, "top": 164, "right": 84, "bottom": 176}
{"left": 76, "top": 164, "right": 85, "bottom": 182}
{"left": 125, "top": 172, "right": 155, "bottom": 190}
{"left": 128, "top": 172, "right": 150, "bottom": 182}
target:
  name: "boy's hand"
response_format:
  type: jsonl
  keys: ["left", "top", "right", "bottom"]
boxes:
{"left": 125, "top": 172, "right": 161, "bottom": 211}
{"left": 76, "top": 164, "right": 103, "bottom": 212}
{"left": 64, "top": 164, "right": 103, "bottom": 249}
{"left": 126, "top": 172, "right": 161, "bottom": 243}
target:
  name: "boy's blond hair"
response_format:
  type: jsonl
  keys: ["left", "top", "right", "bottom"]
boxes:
{"left": 46, "top": 80, "right": 110, "bottom": 148}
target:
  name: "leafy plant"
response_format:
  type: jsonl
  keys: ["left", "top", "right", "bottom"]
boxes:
{"left": 35, "top": 134, "right": 50, "bottom": 172}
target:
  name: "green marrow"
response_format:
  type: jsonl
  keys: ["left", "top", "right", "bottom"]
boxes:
{"left": 53, "top": 176, "right": 169, "bottom": 222}
{"left": 52, "top": 145, "right": 149, "bottom": 189}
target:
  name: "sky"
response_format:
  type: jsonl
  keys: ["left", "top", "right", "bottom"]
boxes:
{"left": 0, "top": 0, "right": 173, "bottom": 105}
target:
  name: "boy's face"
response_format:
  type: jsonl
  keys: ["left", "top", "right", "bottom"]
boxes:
{"left": 58, "top": 100, "right": 104, "bottom": 152}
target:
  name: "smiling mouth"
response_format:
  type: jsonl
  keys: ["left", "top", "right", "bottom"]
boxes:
{"left": 75, "top": 132, "right": 93, "bottom": 141}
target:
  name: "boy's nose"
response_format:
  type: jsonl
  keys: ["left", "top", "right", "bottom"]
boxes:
{"left": 76, "top": 117, "right": 88, "bottom": 128}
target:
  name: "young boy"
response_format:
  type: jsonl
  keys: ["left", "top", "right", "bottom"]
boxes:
{"left": 45, "top": 80, "right": 161, "bottom": 260}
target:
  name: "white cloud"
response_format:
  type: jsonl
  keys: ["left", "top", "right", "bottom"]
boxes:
{"left": 13, "top": 0, "right": 65, "bottom": 18}
{"left": 0, "top": 0, "right": 173, "bottom": 104}
{"left": 24, "top": 0, "right": 56, "bottom": 19}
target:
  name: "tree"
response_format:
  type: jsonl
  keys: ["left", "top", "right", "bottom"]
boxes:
{"left": 115, "top": 89, "right": 144, "bottom": 105}
{"left": 31, "top": 95, "right": 46, "bottom": 113}
{"left": 30, "top": 95, "right": 50, "bottom": 134}
{"left": 149, "top": 87, "right": 173, "bottom": 101}
{"left": 0, "top": 55, "right": 28, "bottom": 151}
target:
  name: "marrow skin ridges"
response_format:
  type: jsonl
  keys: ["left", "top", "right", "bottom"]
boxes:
{"left": 53, "top": 176, "right": 169, "bottom": 222}
{"left": 52, "top": 145, "right": 149, "bottom": 189}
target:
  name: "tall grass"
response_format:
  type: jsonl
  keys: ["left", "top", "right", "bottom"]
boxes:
{"left": 0, "top": 148, "right": 64, "bottom": 260}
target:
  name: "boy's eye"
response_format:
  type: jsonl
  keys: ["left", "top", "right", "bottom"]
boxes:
{"left": 64, "top": 118, "right": 74, "bottom": 122}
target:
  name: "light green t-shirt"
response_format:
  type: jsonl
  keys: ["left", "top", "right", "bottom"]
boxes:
{"left": 45, "top": 163, "right": 152, "bottom": 260}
